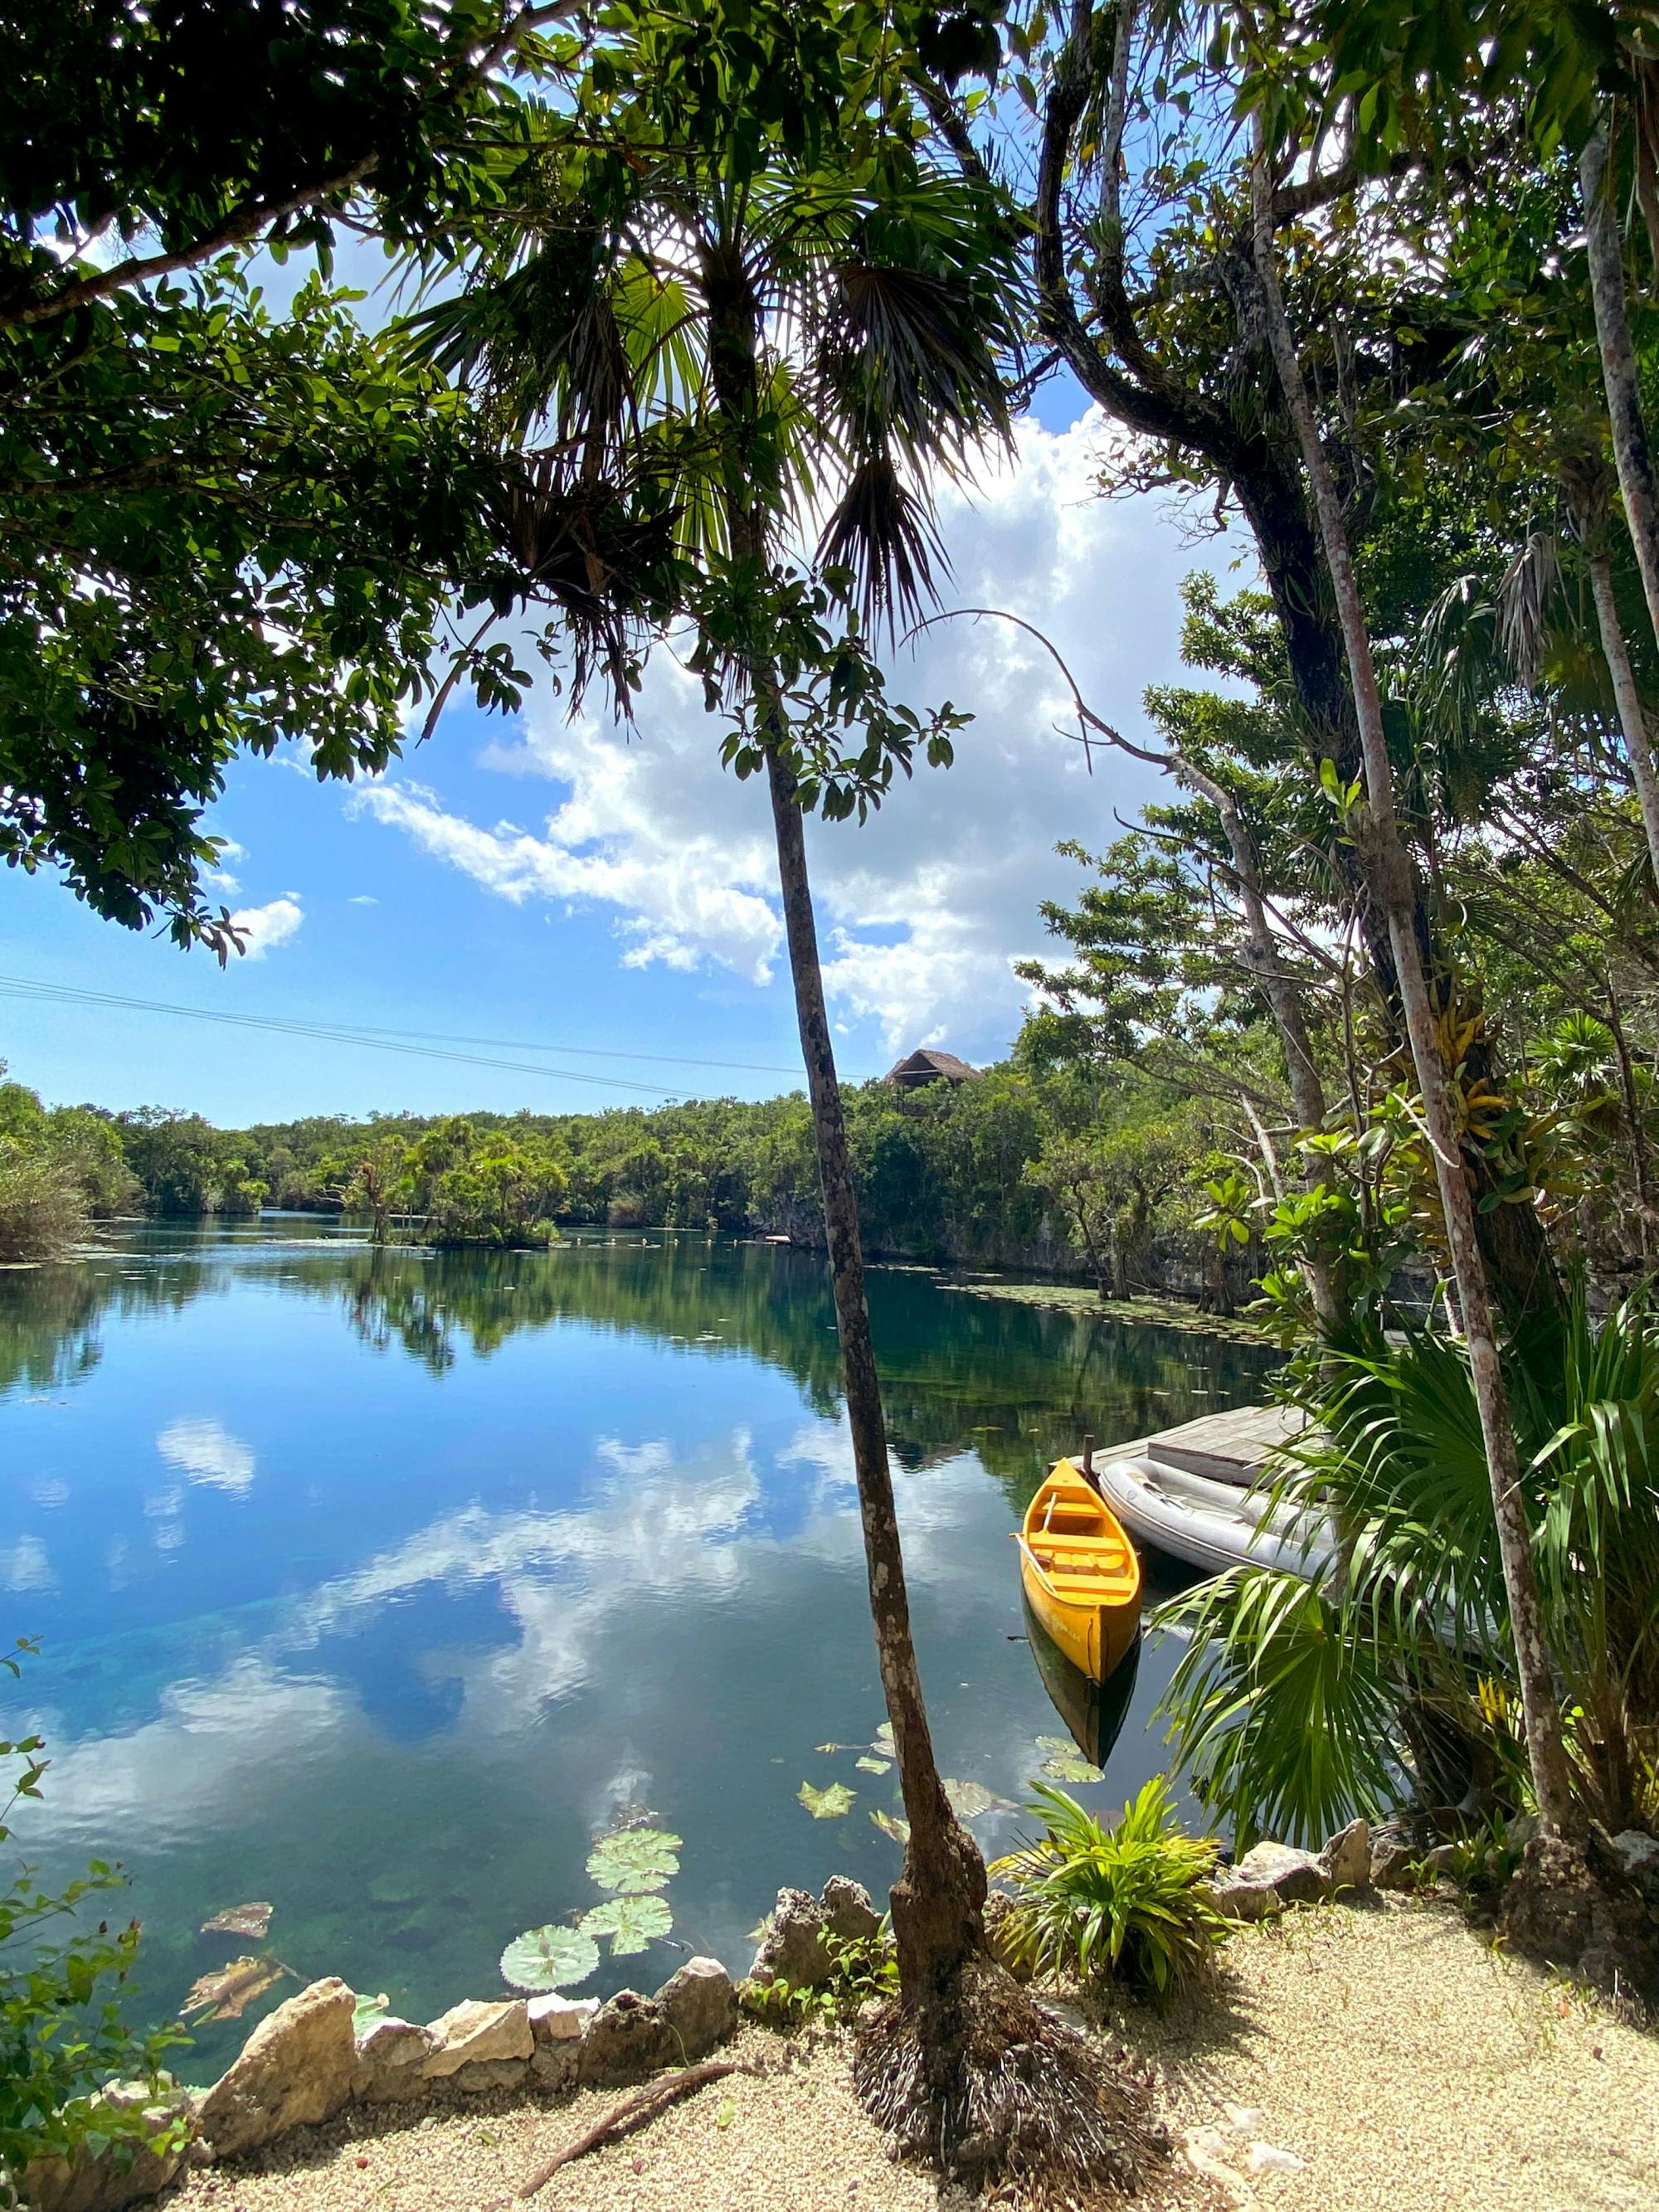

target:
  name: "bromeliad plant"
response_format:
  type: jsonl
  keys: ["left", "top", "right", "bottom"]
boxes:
{"left": 987, "top": 1778, "right": 1230, "bottom": 2008}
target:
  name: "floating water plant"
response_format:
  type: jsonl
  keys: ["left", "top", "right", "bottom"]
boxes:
{"left": 798, "top": 1779, "right": 856, "bottom": 1820}
{"left": 943, "top": 1779, "right": 1016, "bottom": 1821}
{"left": 1035, "top": 1734, "right": 1106, "bottom": 1784}
{"left": 579, "top": 1894, "right": 673, "bottom": 1956}
{"left": 499, "top": 1925, "right": 601, "bottom": 1993}
{"left": 585, "top": 1827, "right": 681, "bottom": 1894}
{"left": 182, "top": 1956, "right": 287, "bottom": 2021}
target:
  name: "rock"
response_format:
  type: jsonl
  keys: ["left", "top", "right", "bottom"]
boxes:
{"left": 196, "top": 1977, "right": 357, "bottom": 2158}
{"left": 1611, "top": 1830, "right": 1659, "bottom": 1903}
{"left": 748, "top": 1887, "right": 834, "bottom": 1989}
{"left": 1370, "top": 1840, "right": 1414, "bottom": 1890}
{"left": 656, "top": 1957, "right": 737, "bottom": 2062}
{"left": 421, "top": 1998, "right": 532, "bottom": 2079}
{"left": 1209, "top": 1871, "right": 1283, "bottom": 1922}
{"left": 530, "top": 2039, "right": 580, "bottom": 2093}
{"left": 528, "top": 1992, "right": 596, "bottom": 2044}
{"left": 23, "top": 2088, "right": 192, "bottom": 2212}
{"left": 448, "top": 2058, "right": 530, "bottom": 2095}
{"left": 1418, "top": 1843, "right": 1461, "bottom": 1879}
{"left": 1234, "top": 1840, "right": 1328, "bottom": 1906}
{"left": 982, "top": 1889, "right": 1034, "bottom": 1981}
{"left": 819, "top": 1875, "right": 880, "bottom": 1946}
{"left": 1318, "top": 1819, "right": 1372, "bottom": 1894}
{"left": 353, "top": 2017, "right": 438, "bottom": 2105}
{"left": 577, "top": 1991, "right": 678, "bottom": 2087}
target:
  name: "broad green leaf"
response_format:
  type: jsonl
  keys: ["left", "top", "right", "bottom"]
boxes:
{"left": 1036, "top": 1735, "right": 1105, "bottom": 1784}
{"left": 353, "top": 1991, "right": 392, "bottom": 2035}
{"left": 798, "top": 1779, "right": 855, "bottom": 1820}
{"left": 499, "top": 1925, "right": 601, "bottom": 1993}
{"left": 943, "top": 1779, "right": 1015, "bottom": 1821}
{"left": 586, "top": 1827, "right": 681, "bottom": 1894}
{"left": 855, "top": 1755, "right": 891, "bottom": 1774}
{"left": 580, "top": 1894, "right": 673, "bottom": 1956}
{"left": 869, "top": 1808, "right": 910, "bottom": 1845}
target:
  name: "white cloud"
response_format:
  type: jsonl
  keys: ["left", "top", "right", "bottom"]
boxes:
{"left": 157, "top": 1416, "right": 257, "bottom": 1495}
{"left": 228, "top": 894, "right": 304, "bottom": 960}
{"left": 1, "top": 1534, "right": 55, "bottom": 1592}
{"left": 356, "top": 412, "right": 1227, "bottom": 1059}
{"left": 206, "top": 836, "right": 246, "bottom": 894}
{"left": 348, "top": 894, "right": 379, "bottom": 907}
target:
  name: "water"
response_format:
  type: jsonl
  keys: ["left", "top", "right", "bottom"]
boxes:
{"left": 1, "top": 1222, "right": 1275, "bottom": 2073}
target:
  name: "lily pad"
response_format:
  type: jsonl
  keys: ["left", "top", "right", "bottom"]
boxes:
{"left": 500, "top": 1925, "right": 601, "bottom": 1994}
{"left": 855, "top": 1755, "right": 891, "bottom": 1774}
{"left": 1035, "top": 1735, "right": 1105, "bottom": 1784}
{"left": 580, "top": 1894, "right": 673, "bottom": 1957}
{"left": 869, "top": 1809, "right": 910, "bottom": 1846}
{"left": 943, "top": 1779, "right": 1016, "bottom": 1821}
{"left": 182, "top": 1956, "right": 287, "bottom": 2022}
{"left": 798, "top": 1779, "right": 856, "bottom": 1820}
{"left": 368, "top": 1870, "right": 421, "bottom": 1908}
{"left": 586, "top": 1827, "right": 681, "bottom": 1895}
{"left": 201, "top": 1900, "right": 273, "bottom": 1940}
{"left": 353, "top": 1992, "right": 392, "bottom": 2035}
{"left": 873, "top": 1722, "right": 895, "bottom": 1753}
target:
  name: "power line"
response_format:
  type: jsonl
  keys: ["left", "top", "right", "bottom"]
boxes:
{"left": 0, "top": 975, "right": 803, "bottom": 1101}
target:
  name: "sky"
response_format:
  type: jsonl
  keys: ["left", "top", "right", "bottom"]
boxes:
{"left": 2, "top": 364, "right": 1247, "bottom": 1125}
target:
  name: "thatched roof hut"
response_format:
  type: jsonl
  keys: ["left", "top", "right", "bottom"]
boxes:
{"left": 883, "top": 1048, "right": 981, "bottom": 1091}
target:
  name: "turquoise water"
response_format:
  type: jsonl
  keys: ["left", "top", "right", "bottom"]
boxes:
{"left": 1, "top": 1223, "right": 1274, "bottom": 2073}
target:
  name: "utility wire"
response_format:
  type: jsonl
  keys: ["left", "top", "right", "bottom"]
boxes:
{"left": 0, "top": 975, "right": 803, "bottom": 1100}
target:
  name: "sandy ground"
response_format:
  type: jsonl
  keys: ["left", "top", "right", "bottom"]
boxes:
{"left": 166, "top": 1897, "right": 1657, "bottom": 2212}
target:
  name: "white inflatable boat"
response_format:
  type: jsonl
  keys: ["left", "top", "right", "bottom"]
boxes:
{"left": 1092, "top": 1449, "right": 1337, "bottom": 1581}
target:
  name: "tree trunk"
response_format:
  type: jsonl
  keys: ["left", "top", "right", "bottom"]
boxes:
{"left": 1250, "top": 141, "right": 1578, "bottom": 1841}
{"left": 1583, "top": 111, "right": 1659, "bottom": 667}
{"left": 700, "top": 239, "right": 983, "bottom": 2015}
{"left": 764, "top": 746, "right": 986, "bottom": 2001}
{"left": 1586, "top": 547, "right": 1659, "bottom": 891}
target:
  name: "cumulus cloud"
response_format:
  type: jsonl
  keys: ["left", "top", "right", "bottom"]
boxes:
{"left": 228, "top": 894, "right": 304, "bottom": 960}
{"left": 157, "top": 1417, "right": 257, "bottom": 1495}
{"left": 347, "top": 893, "right": 379, "bottom": 907}
{"left": 355, "top": 409, "right": 1231, "bottom": 1057}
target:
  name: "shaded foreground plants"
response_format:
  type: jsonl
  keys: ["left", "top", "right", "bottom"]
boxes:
{"left": 1156, "top": 1293, "right": 1659, "bottom": 1991}
{"left": 988, "top": 1778, "right": 1231, "bottom": 2008}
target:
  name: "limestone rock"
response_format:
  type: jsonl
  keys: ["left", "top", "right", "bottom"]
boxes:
{"left": 353, "top": 2017, "right": 438, "bottom": 2105}
{"left": 197, "top": 1977, "right": 357, "bottom": 2158}
{"left": 530, "top": 2039, "right": 580, "bottom": 2093}
{"left": 1234, "top": 1840, "right": 1329, "bottom": 1905}
{"left": 1370, "top": 1840, "right": 1415, "bottom": 1890}
{"left": 448, "top": 2058, "right": 530, "bottom": 2096}
{"left": 577, "top": 1991, "right": 677, "bottom": 2087}
{"left": 23, "top": 2089, "right": 192, "bottom": 2212}
{"left": 421, "top": 1998, "right": 532, "bottom": 2079}
{"left": 820, "top": 1875, "right": 880, "bottom": 1946}
{"left": 748, "top": 1887, "right": 834, "bottom": 1989}
{"left": 1318, "top": 1820, "right": 1372, "bottom": 1894}
{"left": 1209, "top": 1870, "right": 1283, "bottom": 1922}
{"left": 656, "top": 1957, "right": 737, "bottom": 2061}
{"left": 1611, "top": 1829, "right": 1659, "bottom": 1903}
{"left": 528, "top": 1992, "right": 596, "bottom": 2043}
{"left": 1418, "top": 1842, "right": 1461, "bottom": 1879}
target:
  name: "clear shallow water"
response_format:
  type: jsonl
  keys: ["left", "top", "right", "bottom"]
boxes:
{"left": 2, "top": 1223, "right": 1274, "bottom": 2074}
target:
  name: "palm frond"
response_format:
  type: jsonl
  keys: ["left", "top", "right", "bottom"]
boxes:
{"left": 818, "top": 452, "right": 947, "bottom": 633}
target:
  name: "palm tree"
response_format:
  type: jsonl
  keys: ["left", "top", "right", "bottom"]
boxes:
{"left": 407, "top": 12, "right": 1155, "bottom": 2186}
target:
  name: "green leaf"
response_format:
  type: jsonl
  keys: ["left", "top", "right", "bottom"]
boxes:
{"left": 943, "top": 1779, "right": 1015, "bottom": 1821}
{"left": 855, "top": 1755, "right": 891, "bottom": 1774}
{"left": 353, "top": 1991, "right": 392, "bottom": 2035}
{"left": 585, "top": 1827, "right": 682, "bottom": 1894}
{"left": 869, "top": 1808, "right": 910, "bottom": 1845}
{"left": 499, "top": 1926, "right": 601, "bottom": 1993}
{"left": 579, "top": 1894, "right": 673, "bottom": 1956}
{"left": 1036, "top": 1736, "right": 1105, "bottom": 1785}
{"left": 798, "top": 1779, "right": 856, "bottom": 1819}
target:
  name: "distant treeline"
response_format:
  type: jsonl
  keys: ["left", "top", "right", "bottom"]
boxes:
{"left": 0, "top": 1055, "right": 1247, "bottom": 1292}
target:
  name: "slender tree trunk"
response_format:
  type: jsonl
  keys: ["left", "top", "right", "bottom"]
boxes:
{"left": 700, "top": 243, "right": 983, "bottom": 2014}
{"left": 1585, "top": 546, "right": 1659, "bottom": 890}
{"left": 1583, "top": 110, "right": 1659, "bottom": 670}
{"left": 1251, "top": 142, "right": 1578, "bottom": 1840}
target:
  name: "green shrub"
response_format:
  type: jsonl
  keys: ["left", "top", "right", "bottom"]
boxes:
{"left": 0, "top": 1153, "right": 89, "bottom": 1265}
{"left": 987, "top": 1777, "right": 1230, "bottom": 2005}
{"left": 1, "top": 1639, "right": 188, "bottom": 2201}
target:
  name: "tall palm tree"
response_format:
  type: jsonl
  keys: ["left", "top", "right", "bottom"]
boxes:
{"left": 406, "top": 12, "right": 1155, "bottom": 2185}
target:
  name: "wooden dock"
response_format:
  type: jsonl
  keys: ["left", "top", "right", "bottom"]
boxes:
{"left": 1080, "top": 1403, "right": 1308, "bottom": 1489}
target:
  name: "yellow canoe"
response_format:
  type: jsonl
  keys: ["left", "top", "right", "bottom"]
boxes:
{"left": 1014, "top": 1460, "right": 1142, "bottom": 1683}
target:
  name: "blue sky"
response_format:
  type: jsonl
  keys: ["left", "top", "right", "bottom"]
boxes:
{"left": 2, "top": 348, "right": 1243, "bottom": 1125}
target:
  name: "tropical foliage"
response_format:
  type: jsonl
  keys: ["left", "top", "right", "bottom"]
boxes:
{"left": 988, "top": 1778, "right": 1230, "bottom": 2006}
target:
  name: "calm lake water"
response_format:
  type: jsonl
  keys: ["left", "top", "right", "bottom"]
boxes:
{"left": 2, "top": 1222, "right": 1274, "bottom": 2073}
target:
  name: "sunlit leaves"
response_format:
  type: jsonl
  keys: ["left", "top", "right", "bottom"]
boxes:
{"left": 500, "top": 1925, "right": 602, "bottom": 1992}
{"left": 585, "top": 1827, "right": 682, "bottom": 1894}
{"left": 580, "top": 1894, "right": 674, "bottom": 1956}
{"left": 798, "top": 1779, "right": 856, "bottom": 1819}
{"left": 1034, "top": 1735, "right": 1105, "bottom": 1785}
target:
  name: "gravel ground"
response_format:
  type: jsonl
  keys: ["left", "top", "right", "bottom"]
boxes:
{"left": 166, "top": 1899, "right": 1657, "bottom": 2212}
{"left": 1131, "top": 1894, "right": 1659, "bottom": 2210}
